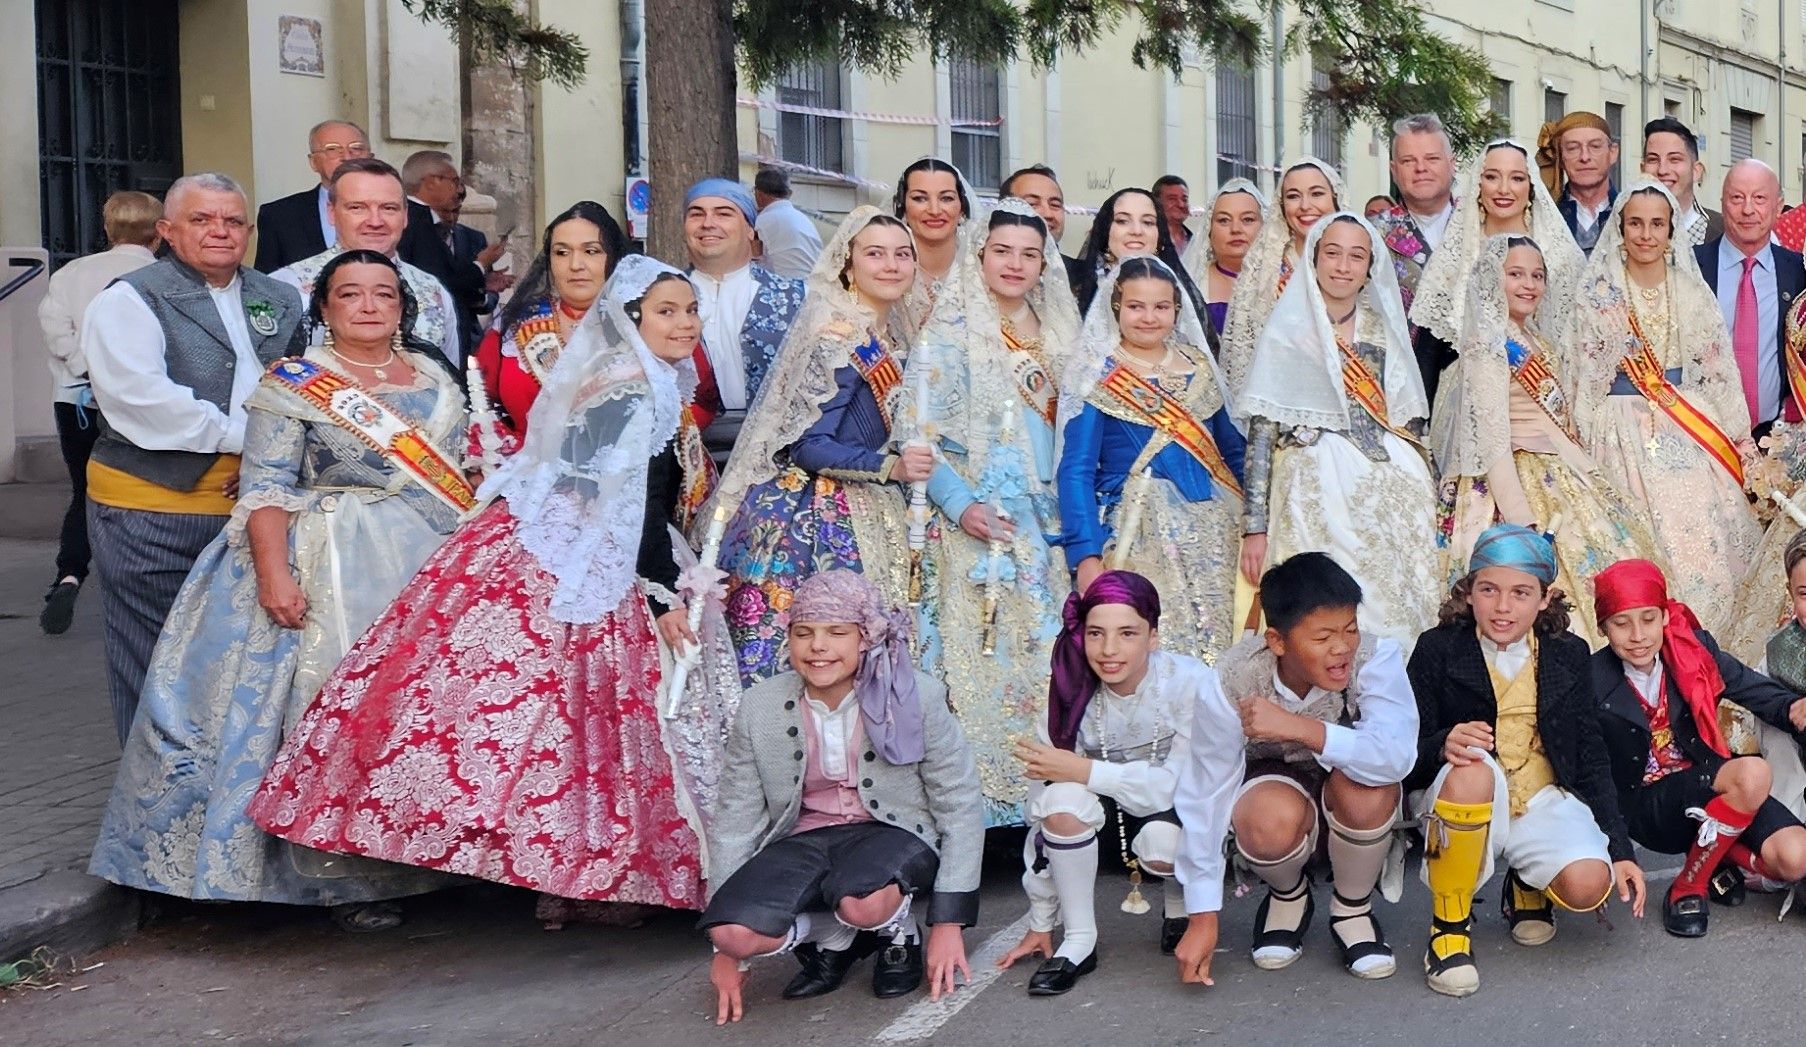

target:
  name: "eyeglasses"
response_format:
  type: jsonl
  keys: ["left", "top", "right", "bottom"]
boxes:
{"left": 312, "top": 142, "right": 372, "bottom": 159}
{"left": 427, "top": 172, "right": 465, "bottom": 188}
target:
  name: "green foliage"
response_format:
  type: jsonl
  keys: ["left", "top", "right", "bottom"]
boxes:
{"left": 401, "top": 0, "right": 589, "bottom": 88}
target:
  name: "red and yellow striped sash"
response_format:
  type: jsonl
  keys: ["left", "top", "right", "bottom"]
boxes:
{"left": 1336, "top": 337, "right": 1422, "bottom": 447}
{"left": 1622, "top": 311, "right": 1745, "bottom": 485}
{"left": 1098, "top": 364, "right": 1243, "bottom": 498}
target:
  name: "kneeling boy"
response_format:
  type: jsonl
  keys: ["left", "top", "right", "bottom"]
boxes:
{"left": 1409, "top": 525, "right": 1645, "bottom": 999}
{"left": 700, "top": 571, "right": 984, "bottom": 1024}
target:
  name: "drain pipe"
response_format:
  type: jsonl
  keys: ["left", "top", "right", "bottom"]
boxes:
{"left": 1779, "top": 0, "right": 1788, "bottom": 190}
{"left": 1640, "top": 0, "right": 1650, "bottom": 132}
{"left": 621, "top": 0, "right": 645, "bottom": 176}
{"left": 1271, "top": 5, "right": 1285, "bottom": 179}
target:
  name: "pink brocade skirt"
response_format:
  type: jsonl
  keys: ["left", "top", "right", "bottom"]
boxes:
{"left": 248, "top": 501, "right": 705, "bottom": 910}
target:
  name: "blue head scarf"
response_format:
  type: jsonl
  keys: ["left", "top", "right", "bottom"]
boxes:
{"left": 684, "top": 178, "right": 757, "bottom": 227}
{"left": 1468, "top": 523, "right": 1557, "bottom": 587}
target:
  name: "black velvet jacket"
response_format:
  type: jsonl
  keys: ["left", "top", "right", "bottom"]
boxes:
{"left": 1407, "top": 622, "right": 1633, "bottom": 863}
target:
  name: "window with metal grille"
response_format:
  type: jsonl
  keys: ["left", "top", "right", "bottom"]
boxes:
{"left": 1491, "top": 79, "right": 1513, "bottom": 124}
{"left": 949, "top": 58, "right": 1003, "bottom": 190}
{"left": 1543, "top": 88, "right": 1567, "bottom": 126}
{"left": 1310, "top": 58, "right": 1344, "bottom": 168}
{"left": 1731, "top": 109, "right": 1758, "bottom": 162}
{"left": 1216, "top": 57, "right": 1259, "bottom": 184}
{"left": 1605, "top": 102, "right": 1625, "bottom": 186}
{"left": 776, "top": 59, "right": 846, "bottom": 173}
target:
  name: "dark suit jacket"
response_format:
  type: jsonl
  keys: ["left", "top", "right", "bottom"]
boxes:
{"left": 1591, "top": 628, "right": 1805, "bottom": 800}
{"left": 253, "top": 187, "right": 328, "bottom": 273}
{"left": 1694, "top": 237, "right": 1804, "bottom": 433}
{"left": 401, "top": 200, "right": 485, "bottom": 362}
{"left": 443, "top": 221, "right": 493, "bottom": 352}
{"left": 1406, "top": 623, "right": 1633, "bottom": 862}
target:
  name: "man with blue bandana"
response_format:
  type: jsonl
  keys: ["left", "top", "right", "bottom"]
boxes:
{"left": 1405, "top": 524, "right": 1646, "bottom": 998}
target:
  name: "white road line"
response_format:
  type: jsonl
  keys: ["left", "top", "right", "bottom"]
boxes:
{"left": 870, "top": 913, "right": 1032, "bottom": 1044}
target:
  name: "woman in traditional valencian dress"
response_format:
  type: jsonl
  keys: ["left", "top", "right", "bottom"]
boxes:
{"left": 1566, "top": 181, "right": 1761, "bottom": 632}
{"left": 1236, "top": 213, "right": 1439, "bottom": 650}
{"left": 1433, "top": 234, "right": 1667, "bottom": 643}
{"left": 901, "top": 199, "right": 1081, "bottom": 827}
{"left": 1409, "top": 139, "right": 1586, "bottom": 392}
{"left": 249, "top": 257, "right": 738, "bottom": 921}
{"left": 91, "top": 251, "right": 470, "bottom": 929}
{"left": 1072, "top": 188, "right": 1207, "bottom": 322}
{"left": 1220, "top": 158, "right": 1345, "bottom": 396}
{"left": 713, "top": 207, "right": 926, "bottom": 684}
{"left": 1057, "top": 255, "right": 1246, "bottom": 662}
{"left": 893, "top": 157, "right": 973, "bottom": 325}
{"left": 1180, "top": 178, "right": 1266, "bottom": 339}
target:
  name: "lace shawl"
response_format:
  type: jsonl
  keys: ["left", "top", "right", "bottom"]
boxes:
{"left": 1179, "top": 178, "right": 1267, "bottom": 288}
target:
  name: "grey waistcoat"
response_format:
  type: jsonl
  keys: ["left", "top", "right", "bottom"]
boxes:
{"left": 89, "top": 258, "right": 306, "bottom": 492}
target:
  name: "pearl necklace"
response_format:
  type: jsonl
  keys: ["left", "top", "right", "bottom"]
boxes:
{"left": 329, "top": 344, "right": 398, "bottom": 382}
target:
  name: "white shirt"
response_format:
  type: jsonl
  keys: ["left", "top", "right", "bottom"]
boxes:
{"left": 1409, "top": 199, "right": 1456, "bottom": 252}
{"left": 1156, "top": 653, "right": 1246, "bottom": 915}
{"left": 803, "top": 692, "right": 861, "bottom": 780}
{"left": 37, "top": 244, "right": 157, "bottom": 402}
{"left": 1268, "top": 638, "right": 1420, "bottom": 788}
{"left": 1480, "top": 632, "right": 1533, "bottom": 683}
{"left": 1625, "top": 661, "right": 1665, "bottom": 706}
{"left": 1573, "top": 195, "right": 1612, "bottom": 237}
{"left": 693, "top": 264, "right": 758, "bottom": 410}
{"left": 82, "top": 275, "right": 264, "bottom": 454}
{"left": 317, "top": 185, "right": 336, "bottom": 249}
{"left": 755, "top": 199, "right": 824, "bottom": 281}
{"left": 1069, "top": 650, "right": 1197, "bottom": 817}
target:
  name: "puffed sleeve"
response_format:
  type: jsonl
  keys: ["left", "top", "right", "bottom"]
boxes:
{"left": 227, "top": 397, "right": 309, "bottom": 542}
{"left": 1173, "top": 663, "right": 1246, "bottom": 914}
{"left": 1056, "top": 403, "right": 1108, "bottom": 563}
{"left": 1317, "top": 639, "right": 1421, "bottom": 786}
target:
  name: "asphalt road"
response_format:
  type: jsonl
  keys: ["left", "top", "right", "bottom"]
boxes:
{"left": 3, "top": 855, "right": 1803, "bottom": 1047}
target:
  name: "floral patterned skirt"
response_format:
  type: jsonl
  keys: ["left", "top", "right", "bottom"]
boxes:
{"left": 248, "top": 501, "right": 705, "bottom": 910}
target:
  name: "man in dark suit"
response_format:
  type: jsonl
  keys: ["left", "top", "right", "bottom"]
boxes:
{"left": 402, "top": 150, "right": 504, "bottom": 364}
{"left": 252, "top": 120, "right": 371, "bottom": 272}
{"left": 1695, "top": 158, "right": 1804, "bottom": 442}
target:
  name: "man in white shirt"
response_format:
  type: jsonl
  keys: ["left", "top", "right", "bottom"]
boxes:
{"left": 752, "top": 167, "right": 824, "bottom": 281}
{"left": 685, "top": 178, "right": 807, "bottom": 454}
{"left": 271, "top": 157, "right": 460, "bottom": 368}
{"left": 82, "top": 172, "right": 307, "bottom": 744}
{"left": 34, "top": 190, "right": 162, "bottom": 634}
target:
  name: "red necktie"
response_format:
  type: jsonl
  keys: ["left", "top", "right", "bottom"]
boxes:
{"left": 1734, "top": 255, "right": 1762, "bottom": 426}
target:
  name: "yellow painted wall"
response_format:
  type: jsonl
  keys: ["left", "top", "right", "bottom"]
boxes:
{"left": 535, "top": 0, "right": 628, "bottom": 228}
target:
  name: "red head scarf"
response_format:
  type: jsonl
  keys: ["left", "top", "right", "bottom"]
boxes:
{"left": 1593, "top": 559, "right": 1729, "bottom": 757}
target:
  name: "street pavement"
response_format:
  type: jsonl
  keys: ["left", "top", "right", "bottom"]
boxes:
{"left": 3, "top": 482, "right": 1806, "bottom": 1045}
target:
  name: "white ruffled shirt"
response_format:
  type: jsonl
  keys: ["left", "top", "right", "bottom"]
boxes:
{"left": 1480, "top": 633, "right": 1534, "bottom": 683}
{"left": 693, "top": 264, "right": 757, "bottom": 410}
{"left": 1409, "top": 200, "right": 1456, "bottom": 252}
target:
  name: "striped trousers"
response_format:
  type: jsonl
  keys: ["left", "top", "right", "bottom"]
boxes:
{"left": 86, "top": 501, "right": 227, "bottom": 746}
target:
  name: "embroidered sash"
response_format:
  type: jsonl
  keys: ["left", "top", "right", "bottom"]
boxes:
{"left": 1505, "top": 337, "right": 1577, "bottom": 440}
{"left": 674, "top": 408, "right": 718, "bottom": 534}
{"left": 1002, "top": 323, "right": 1057, "bottom": 426}
{"left": 1274, "top": 259, "right": 1294, "bottom": 299}
{"left": 263, "top": 359, "right": 477, "bottom": 512}
{"left": 1621, "top": 311, "right": 1745, "bottom": 485}
{"left": 1098, "top": 364, "right": 1243, "bottom": 498}
{"left": 850, "top": 336, "right": 903, "bottom": 422}
{"left": 1785, "top": 297, "right": 1806, "bottom": 421}
{"left": 1336, "top": 337, "right": 1423, "bottom": 447}
{"left": 508, "top": 301, "right": 565, "bottom": 387}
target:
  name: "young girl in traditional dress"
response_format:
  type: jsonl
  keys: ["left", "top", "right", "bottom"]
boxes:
{"left": 1180, "top": 179, "right": 1265, "bottom": 339}
{"left": 1433, "top": 235, "right": 1666, "bottom": 643}
{"left": 1221, "top": 158, "right": 1344, "bottom": 398}
{"left": 1566, "top": 181, "right": 1762, "bottom": 631}
{"left": 713, "top": 207, "right": 925, "bottom": 684}
{"left": 249, "top": 257, "right": 739, "bottom": 921}
{"left": 1236, "top": 213, "right": 1439, "bottom": 650}
{"left": 91, "top": 252, "right": 469, "bottom": 928}
{"left": 903, "top": 200, "right": 1082, "bottom": 826}
{"left": 1057, "top": 256, "right": 1245, "bottom": 662}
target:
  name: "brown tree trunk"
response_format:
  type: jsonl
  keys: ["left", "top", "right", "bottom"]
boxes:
{"left": 460, "top": 0, "right": 536, "bottom": 267}
{"left": 644, "top": 0, "right": 738, "bottom": 262}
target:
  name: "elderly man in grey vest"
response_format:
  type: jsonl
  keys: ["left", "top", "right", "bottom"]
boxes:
{"left": 82, "top": 172, "right": 306, "bottom": 745}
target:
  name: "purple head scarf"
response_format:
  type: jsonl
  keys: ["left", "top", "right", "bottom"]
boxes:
{"left": 790, "top": 570, "right": 924, "bottom": 765}
{"left": 1047, "top": 570, "right": 1162, "bottom": 751}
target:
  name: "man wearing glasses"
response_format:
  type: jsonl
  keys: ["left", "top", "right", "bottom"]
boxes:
{"left": 1537, "top": 111, "right": 1620, "bottom": 255}
{"left": 253, "top": 120, "right": 376, "bottom": 272}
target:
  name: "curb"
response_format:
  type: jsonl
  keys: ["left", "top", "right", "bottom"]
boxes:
{"left": 0, "top": 870, "right": 140, "bottom": 965}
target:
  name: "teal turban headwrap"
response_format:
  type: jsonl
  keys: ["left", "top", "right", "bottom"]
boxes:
{"left": 1468, "top": 523, "right": 1557, "bottom": 586}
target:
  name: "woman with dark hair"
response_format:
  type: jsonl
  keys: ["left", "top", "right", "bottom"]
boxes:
{"left": 893, "top": 157, "right": 974, "bottom": 325}
{"left": 1056, "top": 254, "right": 1245, "bottom": 663}
{"left": 471, "top": 201, "right": 630, "bottom": 450}
{"left": 91, "top": 250, "right": 471, "bottom": 928}
{"left": 252, "top": 257, "right": 740, "bottom": 925}
{"left": 1073, "top": 188, "right": 1209, "bottom": 329}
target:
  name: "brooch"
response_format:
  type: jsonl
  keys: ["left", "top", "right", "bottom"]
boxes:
{"left": 246, "top": 299, "right": 280, "bottom": 337}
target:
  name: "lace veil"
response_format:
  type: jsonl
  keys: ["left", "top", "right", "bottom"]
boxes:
{"left": 1234, "top": 210, "right": 1428, "bottom": 432}
{"left": 898, "top": 198, "right": 1082, "bottom": 479}
{"left": 1564, "top": 179, "right": 1747, "bottom": 447}
{"left": 704, "top": 206, "right": 920, "bottom": 519}
{"left": 1179, "top": 177, "right": 1268, "bottom": 287}
{"left": 895, "top": 156, "right": 978, "bottom": 331}
{"left": 1220, "top": 157, "right": 1346, "bottom": 398}
{"left": 477, "top": 254, "right": 696, "bottom": 623}
{"left": 1409, "top": 139, "right": 1587, "bottom": 345}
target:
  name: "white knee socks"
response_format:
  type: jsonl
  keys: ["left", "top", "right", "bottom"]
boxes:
{"left": 1042, "top": 828, "right": 1100, "bottom": 963}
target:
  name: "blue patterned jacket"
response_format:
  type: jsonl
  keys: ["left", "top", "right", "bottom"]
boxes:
{"left": 741, "top": 265, "right": 807, "bottom": 401}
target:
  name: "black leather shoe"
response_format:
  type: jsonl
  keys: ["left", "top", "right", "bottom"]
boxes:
{"left": 1026, "top": 950, "right": 1097, "bottom": 996}
{"left": 781, "top": 942, "right": 864, "bottom": 999}
{"left": 1708, "top": 865, "right": 1746, "bottom": 907}
{"left": 1663, "top": 892, "right": 1709, "bottom": 938}
{"left": 871, "top": 940, "right": 924, "bottom": 998}
{"left": 1160, "top": 917, "right": 1187, "bottom": 955}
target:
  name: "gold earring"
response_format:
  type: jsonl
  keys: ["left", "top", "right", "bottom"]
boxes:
{"left": 391, "top": 330, "right": 403, "bottom": 352}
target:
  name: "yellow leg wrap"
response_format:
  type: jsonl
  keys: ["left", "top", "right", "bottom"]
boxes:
{"left": 1510, "top": 875, "right": 1553, "bottom": 915}
{"left": 1425, "top": 798, "right": 1492, "bottom": 962}
{"left": 1545, "top": 882, "right": 1609, "bottom": 913}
